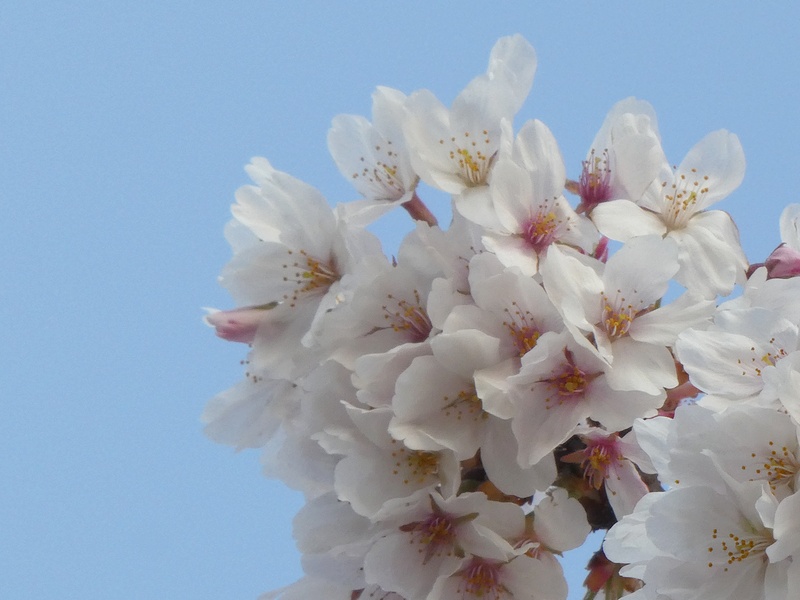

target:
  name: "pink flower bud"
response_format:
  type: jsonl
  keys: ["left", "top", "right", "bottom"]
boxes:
{"left": 204, "top": 303, "right": 278, "bottom": 343}
{"left": 764, "top": 243, "right": 800, "bottom": 279}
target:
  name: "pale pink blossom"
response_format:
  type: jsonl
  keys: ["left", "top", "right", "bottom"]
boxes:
{"left": 480, "top": 119, "right": 599, "bottom": 276}
{"left": 561, "top": 428, "right": 653, "bottom": 518}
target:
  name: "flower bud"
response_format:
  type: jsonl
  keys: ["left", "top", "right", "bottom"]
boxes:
{"left": 204, "top": 303, "right": 279, "bottom": 343}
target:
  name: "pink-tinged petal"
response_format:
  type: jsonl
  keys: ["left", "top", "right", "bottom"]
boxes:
{"left": 590, "top": 199, "right": 667, "bottom": 242}
{"left": 580, "top": 98, "right": 663, "bottom": 211}
{"left": 765, "top": 244, "right": 800, "bottom": 279}
{"left": 577, "top": 148, "right": 614, "bottom": 210}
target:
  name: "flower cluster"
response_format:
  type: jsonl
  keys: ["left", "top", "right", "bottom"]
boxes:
{"left": 205, "top": 34, "right": 800, "bottom": 600}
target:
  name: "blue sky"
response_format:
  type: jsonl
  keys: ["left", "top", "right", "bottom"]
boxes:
{"left": 2, "top": 3, "right": 799, "bottom": 599}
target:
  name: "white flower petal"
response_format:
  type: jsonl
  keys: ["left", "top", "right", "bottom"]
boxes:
{"left": 591, "top": 199, "right": 667, "bottom": 241}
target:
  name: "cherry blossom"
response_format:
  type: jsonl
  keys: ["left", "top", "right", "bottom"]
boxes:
{"left": 675, "top": 306, "right": 799, "bottom": 410}
{"left": 507, "top": 331, "right": 664, "bottom": 468}
{"left": 363, "top": 490, "right": 522, "bottom": 599}
{"left": 480, "top": 119, "right": 599, "bottom": 275}
{"left": 561, "top": 428, "right": 654, "bottom": 519}
{"left": 572, "top": 97, "right": 663, "bottom": 214}
{"left": 403, "top": 35, "right": 536, "bottom": 223}
{"left": 203, "top": 32, "right": 800, "bottom": 600}
{"left": 541, "top": 236, "right": 714, "bottom": 395}
{"left": 328, "top": 86, "right": 423, "bottom": 226}
{"left": 590, "top": 130, "right": 748, "bottom": 298}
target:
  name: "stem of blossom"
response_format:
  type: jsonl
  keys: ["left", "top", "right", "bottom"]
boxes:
{"left": 659, "top": 360, "right": 701, "bottom": 417}
{"left": 401, "top": 192, "right": 439, "bottom": 227}
{"left": 583, "top": 551, "right": 642, "bottom": 600}
{"left": 476, "top": 479, "right": 529, "bottom": 505}
{"left": 583, "top": 551, "right": 616, "bottom": 599}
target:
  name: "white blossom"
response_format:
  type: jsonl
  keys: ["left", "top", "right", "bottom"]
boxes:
{"left": 591, "top": 130, "right": 747, "bottom": 298}
{"left": 575, "top": 97, "right": 663, "bottom": 213}
{"left": 328, "top": 86, "right": 419, "bottom": 226}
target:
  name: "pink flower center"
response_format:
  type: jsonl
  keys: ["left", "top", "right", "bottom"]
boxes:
{"left": 578, "top": 149, "right": 612, "bottom": 210}
{"left": 521, "top": 210, "right": 559, "bottom": 253}
{"left": 562, "top": 435, "right": 623, "bottom": 489}
{"left": 400, "top": 513, "right": 458, "bottom": 565}
{"left": 382, "top": 289, "right": 433, "bottom": 342}
{"left": 457, "top": 557, "right": 508, "bottom": 599}
{"left": 543, "top": 351, "right": 601, "bottom": 409}
{"left": 584, "top": 441, "right": 620, "bottom": 489}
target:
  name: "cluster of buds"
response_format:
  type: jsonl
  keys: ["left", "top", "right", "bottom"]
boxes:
{"left": 205, "top": 34, "right": 800, "bottom": 600}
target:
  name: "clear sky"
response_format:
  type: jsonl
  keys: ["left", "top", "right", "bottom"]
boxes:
{"left": 2, "top": 2, "right": 799, "bottom": 599}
